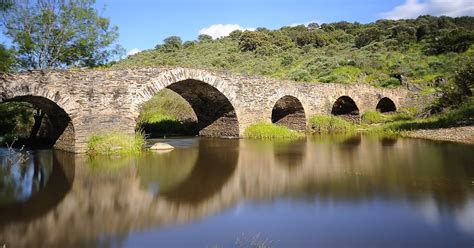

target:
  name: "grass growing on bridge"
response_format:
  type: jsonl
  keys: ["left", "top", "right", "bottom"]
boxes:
{"left": 87, "top": 131, "right": 146, "bottom": 155}
{"left": 244, "top": 122, "right": 303, "bottom": 139}
{"left": 308, "top": 115, "right": 355, "bottom": 134}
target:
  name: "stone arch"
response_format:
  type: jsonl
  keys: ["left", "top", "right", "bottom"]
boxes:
{"left": 376, "top": 97, "right": 396, "bottom": 113}
{"left": 331, "top": 96, "right": 360, "bottom": 115}
{"left": 138, "top": 69, "right": 240, "bottom": 137}
{"left": 271, "top": 95, "right": 306, "bottom": 131}
{"left": 1, "top": 95, "right": 75, "bottom": 152}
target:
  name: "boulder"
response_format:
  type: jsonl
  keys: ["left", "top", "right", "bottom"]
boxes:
{"left": 149, "top": 143, "right": 174, "bottom": 150}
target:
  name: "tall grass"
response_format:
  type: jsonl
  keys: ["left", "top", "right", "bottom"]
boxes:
{"left": 308, "top": 115, "right": 355, "bottom": 134}
{"left": 87, "top": 131, "right": 146, "bottom": 155}
{"left": 244, "top": 122, "right": 303, "bottom": 139}
{"left": 361, "top": 111, "right": 385, "bottom": 124}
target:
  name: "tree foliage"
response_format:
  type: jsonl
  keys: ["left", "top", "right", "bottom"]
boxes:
{"left": 238, "top": 30, "right": 269, "bottom": 52}
{"left": 1, "top": 0, "right": 122, "bottom": 69}
{"left": 0, "top": 44, "right": 15, "bottom": 72}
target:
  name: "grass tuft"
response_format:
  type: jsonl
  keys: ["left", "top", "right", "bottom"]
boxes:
{"left": 87, "top": 131, "right": 146, "bottom": 155}
{"left": 308, "top": 115, "right": 355, "bottom": 134}
{"left": 362, "top": 111, "right": 385, "bottom": 124}
{"left": 244, "top": 122, "right": 303, "bottom": 139}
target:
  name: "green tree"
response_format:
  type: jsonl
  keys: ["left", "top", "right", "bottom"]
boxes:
{"left": 238, "top": 31, "right": 269, "bottom": 52}
{"left": 1, "top": 0, "right": 122, "bottom": 69}
{"left": 162, "top": 36, "right": 182, "bottom": 51}
{"left": 0, "top": 44, "right": 15, "bottom": 72}
{"left": 355, "top": 26, "right": 383, "bottom": 48}
{"left": 295, "top": 30, "right": 326, "bottom": 47}
{"left": 198, "top": 34, "right": 212, "bottom": 42}
{"left": 425, "top": 28, "right": 474, "bottom": 55}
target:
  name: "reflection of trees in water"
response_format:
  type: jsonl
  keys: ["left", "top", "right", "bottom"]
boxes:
{"left": 0, "top": 150, "right": 74, "bottom": 224}
{"left": 0, "top": 150, "right": 52, "bottom": 204}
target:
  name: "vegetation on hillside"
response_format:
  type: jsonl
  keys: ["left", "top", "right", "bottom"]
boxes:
{"left": 115, "top": 16, "right": 474, "bottom": 88}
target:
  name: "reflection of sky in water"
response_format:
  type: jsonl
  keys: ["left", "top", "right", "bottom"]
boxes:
{"left": 125, "top": 197, "right": 474, "bottom": 248}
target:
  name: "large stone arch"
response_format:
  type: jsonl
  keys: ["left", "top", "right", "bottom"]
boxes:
{"left": 1, "top": 73, "right": 79, "bottom": 152}
{"left": 271, "top": 95, "right": 306, "bottom": 131}
{"left": 1, "top": 95, "right": 76, "bottom": 152}
{"left": 136, "top": 69, "right": 240, "bottom": 137}
{"left": 331, "top": 95, "right": 360, "bottom": 123}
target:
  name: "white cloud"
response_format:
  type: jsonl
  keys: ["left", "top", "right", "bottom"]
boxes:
{"left": 382, "top": 0, "right": 474, "bottom": 20}
{"left": 126, "top": 48, "right": 141, "bottom": 56}
{"left": 198, "top": 24, "right": 255, "bottom": 39}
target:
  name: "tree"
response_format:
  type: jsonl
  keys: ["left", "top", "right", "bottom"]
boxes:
{"left": 355, "top": 26, "right": 383, "bottom": 48}
{"left": 1, "top": 0, "right": 123, "bottom": 141}
{"left": 198, "top": 34, "right": 212, "bottom": 42}
{"left": 425, "top": 28, "right": 474, "bottom": 55}
{"left": 1, "top": 0, "right": 122, "bottom": 69}
{"left": 238, "top": 31, "right": 269, "bottom": 52}
{"left": 0, "top": 0, "right": 13, "bottom": 11}
{"left": 295, "top": 30, "right": 327, "bottom": 47}
{"left": 0, "top": 44, "right": 14, "bottom": 72}
{"left": 162, "top": 36, "right": 182, "bottom": 51}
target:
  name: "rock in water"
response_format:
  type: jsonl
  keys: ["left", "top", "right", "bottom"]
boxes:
{"left": 149, "top": 143, "right": 174, "bottom": 150}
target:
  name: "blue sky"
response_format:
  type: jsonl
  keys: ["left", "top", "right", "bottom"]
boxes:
{"left": 2, "top": 0, "right": 474, "bottom": 55}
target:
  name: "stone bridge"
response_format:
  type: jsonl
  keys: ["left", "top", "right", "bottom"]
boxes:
{"left": 0, "top": 67, "right": 422, "bottom": 153}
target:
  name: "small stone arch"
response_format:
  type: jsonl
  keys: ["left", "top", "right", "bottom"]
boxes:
{"left": 331, "top": 96, "right": 360, "bottom": 115}
{"left": 1, "top": 95, "right": 75, "bottom": 152}
{"left": 271, "top": 95, "right": 306, "bottom": 131}
{"left": 138, "top": 69, "right": 240, "bottom": 138}
{"left": 376, "top": 97, "right": 397, "bottom": 113}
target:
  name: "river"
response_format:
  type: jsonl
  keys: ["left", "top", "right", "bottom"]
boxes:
{"left": 0, "top": 135, "right": 473, "bottom": 247}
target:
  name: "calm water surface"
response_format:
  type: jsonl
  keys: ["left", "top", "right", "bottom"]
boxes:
{"left": 0, "top": 135, "right": 473, "bottom": 247}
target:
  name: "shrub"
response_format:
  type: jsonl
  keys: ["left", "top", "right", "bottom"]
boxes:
{"left": 244, "top": 122, "right": 303, "bottom": 139}
{"left": 87, "top": 131, "right": 146, "bottom": 155}
{"left": 289, "top": 68, "right": 311, "bottom": 82}
{"left": 308, "top": 115, "right": 355, "bottom": 134}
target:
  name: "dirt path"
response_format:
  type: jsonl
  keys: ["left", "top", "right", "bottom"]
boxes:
{"left": 404, "top": 126, "right": 474, "bottom": 144}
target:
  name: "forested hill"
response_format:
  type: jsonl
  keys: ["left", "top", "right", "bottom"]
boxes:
{"left": 113, "top": 15, "right": 474, "bottom": 89}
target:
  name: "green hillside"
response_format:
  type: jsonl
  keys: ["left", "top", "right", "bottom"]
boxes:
{"left": 114, "top": 15, "right": 474, "bottom": 88}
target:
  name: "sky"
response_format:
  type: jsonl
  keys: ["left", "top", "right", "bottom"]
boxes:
{"left": 2, "top": 0, "right": 474, "bottom": 56}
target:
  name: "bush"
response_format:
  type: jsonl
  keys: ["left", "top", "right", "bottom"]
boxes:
{"left": 87, "top": 131, "right": 146, "bottom": 155}
{"left": 244, "top": 122, "right": 303, "bottom": 139}
{"left": 308, "top": 115, "right": 355, "bottom": 134}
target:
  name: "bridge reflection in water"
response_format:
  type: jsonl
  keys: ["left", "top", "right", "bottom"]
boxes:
{"left": 0, "top": 136, "right": 473, "bottom": 247}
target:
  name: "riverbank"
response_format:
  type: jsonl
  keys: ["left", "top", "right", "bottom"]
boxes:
{"left": 403, "top": 125, "right": 474, "bottom": 144}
